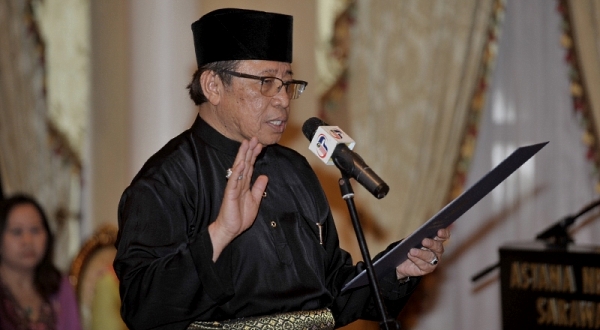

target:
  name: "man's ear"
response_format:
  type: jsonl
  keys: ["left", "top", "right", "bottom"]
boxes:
{"left": 200, "top": 70, "right": 222, "bottom": 105}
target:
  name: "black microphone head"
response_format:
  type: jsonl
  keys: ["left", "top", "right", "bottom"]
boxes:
{"left": 302, "top": 117, "right": 328, "bottom": 141}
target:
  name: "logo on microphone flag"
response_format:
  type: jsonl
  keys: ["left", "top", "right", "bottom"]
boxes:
{"left": 308, "top": 126, "right": 355, "bottom": 165}
{"left": 316, "top": 134, "right": 328, "bottom": 158}
{"left": 330, "top": 129, "right": 344, "bottom": 139}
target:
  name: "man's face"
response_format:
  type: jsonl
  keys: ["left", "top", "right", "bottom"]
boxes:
{"left": 215, "top": 60, "right": 293, "bottom": 146}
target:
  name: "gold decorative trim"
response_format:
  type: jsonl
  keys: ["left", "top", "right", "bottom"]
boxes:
{"left": 557, "top": 0, "right": 600, "bottom": 193}
{"left": 188, "top": 308, "right": 335, "bottom": 330}
{"left": 68, "top": 224, "right": 118, "bottom": 290}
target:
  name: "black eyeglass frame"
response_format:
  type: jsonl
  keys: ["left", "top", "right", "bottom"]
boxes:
{"left": 220, "top": 70, "right": 308, "bottom": 99}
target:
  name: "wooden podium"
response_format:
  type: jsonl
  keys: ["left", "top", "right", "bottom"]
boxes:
{"left": 500, "top": 241, "right": 600, "bottom": 329}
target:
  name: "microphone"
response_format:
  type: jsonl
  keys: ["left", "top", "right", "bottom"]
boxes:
{"left": 302, "top": 117, "right": 389, "bottom": 199}
{"left": 535, "top": 197, "right": 600, "bottom": 247}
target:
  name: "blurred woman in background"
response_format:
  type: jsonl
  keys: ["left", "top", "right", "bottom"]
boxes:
{"left": 0, "top": 194, "right": 81, "bottom": 330}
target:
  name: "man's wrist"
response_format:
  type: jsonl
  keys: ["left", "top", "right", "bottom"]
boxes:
{"left": 208, "top": 221, "right": 234, "bottom": 261}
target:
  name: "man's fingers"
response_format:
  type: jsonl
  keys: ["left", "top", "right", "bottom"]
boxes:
{"left": 245, "top": 138, "right": 263, "bottom": 168}
{"left": 238, "top": 138, "right": 262, "bottom": 184}
{"left": 234, "top": 139, "right": 250, "bottom": 164}
{"left": 252, "top": 175, "right": 269, "bottom": 200}
{"left": 435, "top": 228, "right": 450, "bottom": 241}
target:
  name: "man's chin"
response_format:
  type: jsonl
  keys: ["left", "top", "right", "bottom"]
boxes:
{"left": 258, "top": 134, "right": 283, "bottom": 146}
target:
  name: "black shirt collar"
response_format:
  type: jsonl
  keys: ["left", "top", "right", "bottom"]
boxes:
{"left": 192, "top": 115, "right": 241, "bottom": 157}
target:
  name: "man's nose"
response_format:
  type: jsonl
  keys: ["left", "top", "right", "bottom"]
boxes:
{"left": 272, "top": 85, "right": 291, "bottom": 107}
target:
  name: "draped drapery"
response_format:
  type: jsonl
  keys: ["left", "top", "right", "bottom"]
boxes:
{"left": 336, "top": 0, "right": 498, "bottom": 254}
{"left": 565, "top": 0, "right": 600, "bottom": 189}
{"left": 0, "top": 0, "right": 83, "bottom": 271}
{"left": 319, "top": 0, "right": 600, "bottom": 329}
{"left": 318, "top": 3, "right": 501, "bottom": 327}
{"left": 414, "top": 1, "right": 600, "bottom": 329}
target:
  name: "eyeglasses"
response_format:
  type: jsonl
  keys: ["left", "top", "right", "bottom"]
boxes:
{"left": 220, "top": 70, "right": 308, "bottom": 99}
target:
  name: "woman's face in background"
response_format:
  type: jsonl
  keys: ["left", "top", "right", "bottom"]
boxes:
{"left": 0, "top": 203, "right": 48, "bottom": 272}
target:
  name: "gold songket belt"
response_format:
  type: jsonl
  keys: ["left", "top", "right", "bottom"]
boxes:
{"left": 187, "top": 308, "right": 335, "bottom": 330}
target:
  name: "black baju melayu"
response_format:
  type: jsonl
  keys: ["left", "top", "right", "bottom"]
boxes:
{"left": 114, "top": 116, "right": 419, "bottom": 330}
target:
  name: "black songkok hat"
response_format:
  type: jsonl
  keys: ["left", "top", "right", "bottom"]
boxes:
{"left": 191, "top": 8, "right": 293, "bottom": 67}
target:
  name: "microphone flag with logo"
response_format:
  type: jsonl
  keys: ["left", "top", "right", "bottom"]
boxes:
{"left": 302, "top": 117, "right": 389, "bottom": 199}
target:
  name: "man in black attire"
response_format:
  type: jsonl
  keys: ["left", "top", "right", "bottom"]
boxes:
{"left": 114, "top": 8, "right": 450, "bottom": 330}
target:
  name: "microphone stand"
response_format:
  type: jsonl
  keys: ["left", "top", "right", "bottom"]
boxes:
{"left": 338, "top": 173, "right": 401, "bottom": 330}
{"left": 535, "top": 197, "right": 600, "bottom": 248}
{"left": 471, "top": 197, "right": 600, "bottom": 283}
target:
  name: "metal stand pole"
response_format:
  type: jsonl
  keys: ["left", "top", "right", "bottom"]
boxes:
{"left": 338, "top": 174, "right": 400, "bottom": 330}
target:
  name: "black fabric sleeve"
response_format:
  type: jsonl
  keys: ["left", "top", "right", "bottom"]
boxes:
{"left": 114, "top": 180, "right": 230, "bottom": 330}
{"left": 189, "top": 228, "right": 234, "bottom": 304}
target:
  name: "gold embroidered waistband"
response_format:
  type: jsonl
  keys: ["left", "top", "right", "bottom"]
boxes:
{"left": 187, "top": 308, "right": 335, "bottom": 330}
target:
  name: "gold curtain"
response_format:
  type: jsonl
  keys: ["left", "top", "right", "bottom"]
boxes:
{"left": 564, "top": 0, "right": 600, "bottom": 190}
{"left": 0, "top": 0, "right": 82, "bottom": 271}
{"left": 317, "top": 3, "right": 503, "bottom": 328}
{"left": 337, "top": 0, "right": 499, "bottom": 253}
